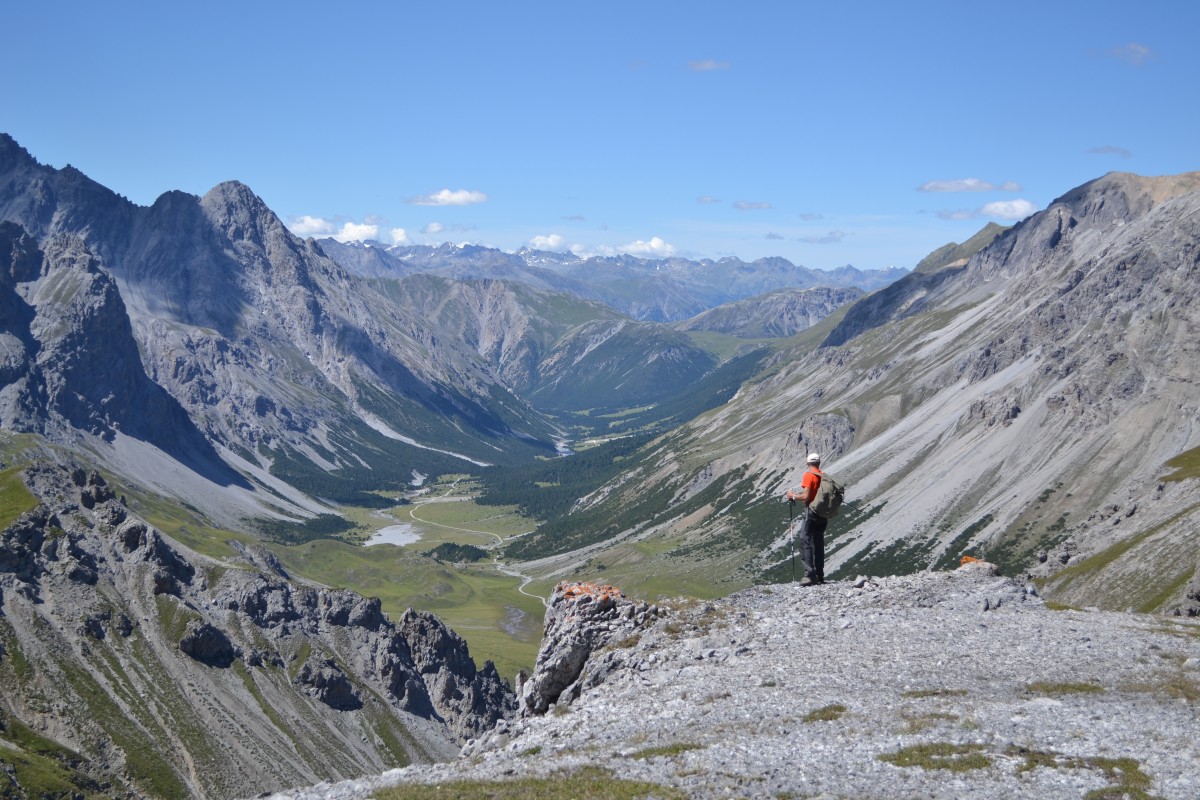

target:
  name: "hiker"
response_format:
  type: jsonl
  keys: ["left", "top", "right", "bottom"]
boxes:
{"left": 786, "top": 452, "right": 827, "bottom": 585}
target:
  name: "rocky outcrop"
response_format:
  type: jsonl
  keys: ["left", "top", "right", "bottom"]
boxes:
{"left": 519, "top": 582, "right": 664, "bottom": 715}
{"left": 0, "top": 461, "right": 514, "bottom": 798}
{"left": 179, "top": 620, "right": 237, "bottom": 667}
{"left": 1179, "top": 571, "right": 1200, "bottom": 618}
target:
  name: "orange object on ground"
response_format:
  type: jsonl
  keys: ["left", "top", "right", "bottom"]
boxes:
{"left": 557, "top": 581, "right": 625, "bottom": 603}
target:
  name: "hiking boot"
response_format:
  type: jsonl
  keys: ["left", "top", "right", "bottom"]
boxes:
{"left": 798, "top": 577, "right": 817, "bottom": 587}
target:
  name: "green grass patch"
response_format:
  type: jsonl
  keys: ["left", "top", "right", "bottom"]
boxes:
{"left": 879, "top": 742, "right": 992, "bottom": 772}
{"left": 1122, "top": 669, "right": 1200, "bottom": 704}
{"left": 1024, "top": 681, "right": 1104, "bottom": 696}
{"left": 1136, "top": 568, "right": 1195, "bottom": 613}
{"left": 628, "top": 742, "right": 703, "bottom": 760}
{"left": 155, "top": 595, "right": 202, "bottom": 643}
{"left": 371, "top": 766, "right": 687, "bottom": 800}
{"left": 56, "top": 659, "right": 189, "bottom": 799}
{"left": 110, "top": 477, "right": 253, "bottom": 560}
{"left": 1007, "top": 748, "right": 1157, "bottom": 798}
{"left": 404, "top": 496, "right": 532, "bottom": 543}
{"left": 803, "top": 703, "right": 848, "bottom": 723}
{"left": 268, "top": 539, "right": 542, "bottom": 682}
{"left": 0, "top": 465, "right": 37, "bottom": 530}
{"left": 1044, "top": 502, "right": 1200, "bottom": 595}
{"left": 1162, "top": 445, "right": 1200, "bottom": 482}
{"left": 0, "top": 714, "right": 109, "bottom": 799}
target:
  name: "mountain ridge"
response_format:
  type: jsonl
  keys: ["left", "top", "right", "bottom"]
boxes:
{"left": 504, "top": 169, "right": 1200, "bottom": 616}
{"left": 318, "top": 236, "right": 905, "bottom": 323}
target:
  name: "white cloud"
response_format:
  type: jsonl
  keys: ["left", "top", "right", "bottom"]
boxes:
{"left": 765, "top": 232, "right": 784, "bottom": 240}
{"left": 421, "top": 222, "right": 445, "bottom": 235}
{"left": 1087, "top": 145, "right": 1133, "bottom": 159}
{"left": 333, "top": 222, "right": 379, "bottom": 242}
{"left": 1108, "top": 42, "right": 1152, "bottom": 66}
{"left": 980, "top": 199, "right": 1038, "bottom": 220}
{"left": 799, "top": 230, "right": 846, "bottom": 245}
{"left": 390, "top": 228, "right": 410, "bottom": 245}
{"left": 798, "top": 212, "right": 823, "bottom": 221}
{"left": 733, "top": 201, "right": 772, "bottom": 211}
{"left": 697, "top": 195, "right": 721, "bottom": 204}
{"left": 621, "top": 237, "right": 676, "bottom": 258}
{"left": 529, "top": 233, "right": 568, "bottom": 251}
{"left": 409, "top": 188, "right": 488, "bottom": 206}
{"left": 570, "top": 243, "right": 606, "bottom": 258}
{"left": 937, "top": 209, "right": 979, "bottom": 221}
{"left": 288, "top": 215, "right": 337, "bottom": 237}
{"left": 689, "top": 59, "right": 731, "bottom": 71}
{"left": 919, "top": 178, "right": 1022, "bottom": 193}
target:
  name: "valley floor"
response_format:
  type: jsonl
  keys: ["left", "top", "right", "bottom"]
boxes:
{"left": 266, "top": 565, "right": 1200, "bottom": 800}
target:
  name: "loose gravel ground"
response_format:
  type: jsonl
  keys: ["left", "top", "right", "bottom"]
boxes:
{"left": 265, "top": 565, "right": 1200, "bottom": 800}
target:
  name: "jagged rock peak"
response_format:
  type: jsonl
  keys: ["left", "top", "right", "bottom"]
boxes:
{"left": 0, "top": 132, "right": 36, "bottom": 172}
{"left": 200, "top": 179, "right": 290, "bottom": 243}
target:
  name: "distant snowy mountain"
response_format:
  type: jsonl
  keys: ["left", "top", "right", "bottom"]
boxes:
{"left": 317, "top": 238, "right": 908, "bottom": 322}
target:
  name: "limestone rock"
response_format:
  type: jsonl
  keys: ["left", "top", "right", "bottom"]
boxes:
{"left": 520, "top": 581, "right": 662, "bottom": 715}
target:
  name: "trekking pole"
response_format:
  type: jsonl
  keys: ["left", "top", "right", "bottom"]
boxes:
{"left": 788, "top": 497, "right": 796, "bottom": 583}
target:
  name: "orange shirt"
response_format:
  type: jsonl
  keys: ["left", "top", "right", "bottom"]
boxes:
{"left": 801, "top": 467, "right": 822, "bottom": 505}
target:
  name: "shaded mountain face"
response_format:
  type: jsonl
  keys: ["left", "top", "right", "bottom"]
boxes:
{"left": 0, "top": 225, "right": 242, "bottom": 485}
{"left": 520, "top": 171, "right": 1200, "bottom": 612}
{"left": 372, "top": 275, "right": 722, "bottom": 415}
{"left": 676, "top": 287, "right": 865, "bottom": 339}
{"left": 0, "top": 135, "right": 558, "bottom": 516}
{"left": 319, "top": 238, "right": 907, "bottom": 323}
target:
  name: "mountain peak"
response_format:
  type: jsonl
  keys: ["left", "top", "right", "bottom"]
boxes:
{"left": 200, "top": 180, "right": 287, "bottom": 244}
{"left": 1051, "top": 170, "right": 1200, "bottom": 223}
{"left": 0, "top": 132, "right": 36, "bottom": 172}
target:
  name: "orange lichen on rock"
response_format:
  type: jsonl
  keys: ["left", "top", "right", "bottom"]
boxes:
{"left": 960, "top": 555, "right": 983, "bottom": 565}
{"left": 557, "top": 581, "right": 625, "bottom": 603}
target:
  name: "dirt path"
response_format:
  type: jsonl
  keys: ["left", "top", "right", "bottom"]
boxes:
{"left": 395, "top": 482, "right": 549, "bottom": 606}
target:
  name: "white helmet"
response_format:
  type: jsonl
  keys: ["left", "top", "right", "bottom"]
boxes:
{"left": 806, "top": 453, "right": 821, "bottom": 464}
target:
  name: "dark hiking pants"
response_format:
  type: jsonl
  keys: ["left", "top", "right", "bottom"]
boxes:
{"left": 799, "top": 508, "right": 828, "bottom": 581}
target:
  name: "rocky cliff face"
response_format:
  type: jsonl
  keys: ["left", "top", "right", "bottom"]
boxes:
{"left": 0, "top": 224, "right": 231, "bottom": 477}
{"left": 0, "top": 461, "right": 514, "bottom": 799}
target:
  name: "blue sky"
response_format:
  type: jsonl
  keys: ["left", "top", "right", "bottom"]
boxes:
{"left": 4, "top": 1, "right": 1196, "bottom": 269}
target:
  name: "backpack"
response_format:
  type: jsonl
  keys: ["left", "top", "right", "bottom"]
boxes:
{"left": 810, "top": 470, "right": 845, "bottom": 519}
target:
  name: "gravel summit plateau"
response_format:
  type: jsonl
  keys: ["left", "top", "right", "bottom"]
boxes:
{"left": 267, "top": 564, "right": 1200, "bottom": 800}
